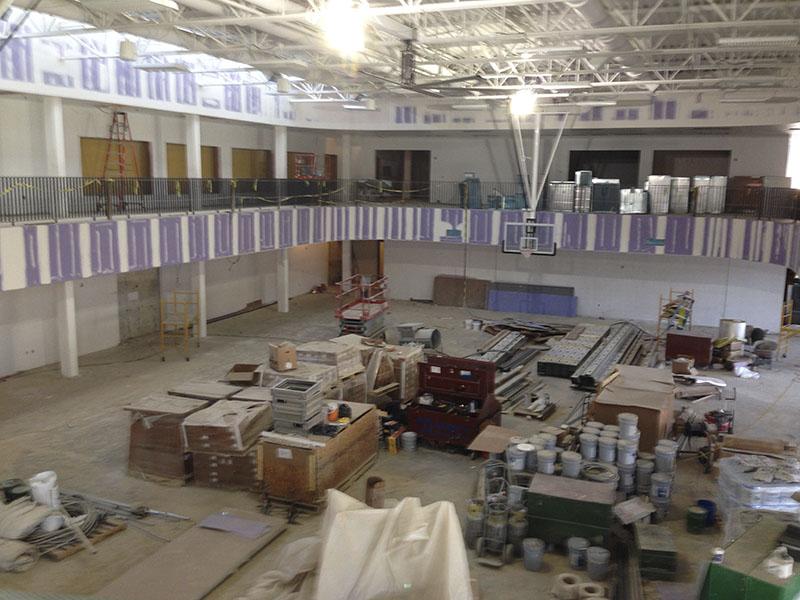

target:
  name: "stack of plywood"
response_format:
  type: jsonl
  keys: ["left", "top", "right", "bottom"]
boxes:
{"left": 296, "top": 341, "right": 364, "bottom": 380}
{"left": 182, "top": 400, "right": 273, "bottom": 491}
{"left": 125, "top": 394, "right": 209, "bottom": 482}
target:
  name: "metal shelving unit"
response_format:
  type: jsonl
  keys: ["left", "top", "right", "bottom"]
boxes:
{"left": 656, "top": 289, "right": 694, "bottom": 341}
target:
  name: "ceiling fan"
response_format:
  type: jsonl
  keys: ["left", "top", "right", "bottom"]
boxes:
{"left": 360, "top": 39, "right": 482, "bottom": 97}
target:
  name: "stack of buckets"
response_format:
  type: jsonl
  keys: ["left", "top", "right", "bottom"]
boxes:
{"left": 650, "top": 439, "right": 679, "bottom": 521}
{"left": 616, "top": 413, "right": 640, "bottom": 495}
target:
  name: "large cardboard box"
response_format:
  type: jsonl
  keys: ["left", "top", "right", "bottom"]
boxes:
{"left": 269, "top": 342, "right": 297, "bottom": 372}
{"left": 125, "top": 394, "right": 210, "bottom": 481}
{"left": 182, "top": 400, "right": 273, "bottom": 453}
{"left": 258, "top": 403, "right": 378, "bottom": 504}
{"left": 589, "top": 365, "right": 675, "bottom": 452}
{"left": 192, "top": 445, "right": 260, "bottom": 491}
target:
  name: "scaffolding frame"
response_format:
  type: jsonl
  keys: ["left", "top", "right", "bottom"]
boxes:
{"left": 656, "top": 288, "right": 695, "bottom": 341}
{"left": 160, "top": 290, "right": 200, "bottom": 361}
{"left": 778, "top": 300, "right": 800, "bottom": 358}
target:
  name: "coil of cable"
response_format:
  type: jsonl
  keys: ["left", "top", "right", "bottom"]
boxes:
{"left": 580, "top": 462, "right": 620, "bottom": 488}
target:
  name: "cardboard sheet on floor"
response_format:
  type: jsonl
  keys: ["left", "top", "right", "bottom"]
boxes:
{"left": 96, "top": 508, "right": 285, "bottom": 600}
{"left": 466, "top": 425, "right": 521, "bottom": 454}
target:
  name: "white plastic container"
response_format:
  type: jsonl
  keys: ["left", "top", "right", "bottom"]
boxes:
{"left": 616, "top": 439, "right": 637, "bottom": 465}
{"left": 537, "top": 449, "right": 557, "bottom": 475}
{"left": 617, "top": 413, "right": 639, "bottom": 438}
{"left": 582, "top": 427, "right": 602, "bottom": 437}
{"left": 507, "top": 443, "right": 528, "bottom": 471}
{"left": 617, "top": 461, "right": 636, "bottom": 493}
{"left": 580, "top": 433, "right": 599, "bottom": 461}
{"left": 636, "top": 459, "right": 655, "bottom": 493}
{"left": 650, "top": 472, "right": 673, "bottom": 500}
{"left": 655, "top": 444, "right": 676, "bottom": 473}
{"left": 539, "top": 433, "right": 557, "bottom": 451}
{"left": 401, "top": 431, "right": 418, "bottom": 451}
{"left": 29, "top": 470, "right": 63, "bottom": 532}
{"left": 567, "top": 536, "right": 590, "bottom": 570}
{"left": 562, "top": 451, "right": 582, "bottom": 478}
{"left": 516, "top": 443, "right": 537, "bottom": 472}
{"left": 620, "top": 428, "right": 641, "bottom": 448}
{"left": 587, "top": 546, "right": 611, "bottom": 581}
{"left": 602, "top": 424, "right": 620, "bottom": 435}
{"left": 597, "top": 437, "right": 617, "bottom": 463}
{"left": 585, "top": 421, "right": 605, "bottom": 431}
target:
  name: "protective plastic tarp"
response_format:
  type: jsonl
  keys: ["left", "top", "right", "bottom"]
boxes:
{"left": 237, "top": 490, "right": 473, "bottom": 600}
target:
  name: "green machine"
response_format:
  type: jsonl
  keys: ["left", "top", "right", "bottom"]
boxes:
{"left": 525, "top": 473, "right": 616, "bottom": 546}
{"left": 701, "top": 516, "right": 800, "bottom": 600}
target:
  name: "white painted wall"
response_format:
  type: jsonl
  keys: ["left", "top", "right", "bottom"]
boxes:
{"left": 159, "top": 244, "right": 328, "bottom": 321}
{"left": 349, "top": 129, "right": 790, "bottom": 182}
{"left": 0, "top": 274, "right": 120, "bottom": 377}
{"left": 0, "top": 94, "right": 788, "bottom": 183}
{"left": 0, "top": 96, "right": 281, "bottom": 177}
{"left": 384, "top": 241, "right": 786, "bottom": 331}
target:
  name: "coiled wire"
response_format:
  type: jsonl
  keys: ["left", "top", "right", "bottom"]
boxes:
{"left": 24, "top": 496, "right": 103, "bottom": 553}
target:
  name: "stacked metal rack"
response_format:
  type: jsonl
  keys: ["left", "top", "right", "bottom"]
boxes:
{"left": 335, "top": 274, "right": 389, "bottom": 338}
{"left": 655, "top": 289, "right": 695, "bottom": 341}
{"left": 271, "top": 379, "right": 324, "bottom": 434}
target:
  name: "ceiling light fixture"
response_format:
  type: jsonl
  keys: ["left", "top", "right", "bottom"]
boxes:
{"left": 509, "top": 89, "right": 537, "bottom": 116}
{"left": 536, "top": 82, "right": 592, "bottom": 90}
{"left": 289, "top": 97, "right": 352, "bottom": 103}
{"left": 344, "top": 99, "right": 376, "bottom": 110}
{"left": 451, "top": 103, "right": 489, "bottom": 110}
{"left": 718, "top": 35, "right": 799, "bottom": 47}
{"left": 517, "top": 45, "right": 583, "bottom": 57}
{"left": 316, "top": 0, "right": 369, "bottom": 57}
{"left": 574, "top": 100, "right": 617, "bottom": 106}
{"left": 148, "top": 0, "right": 179, "bottom": 10}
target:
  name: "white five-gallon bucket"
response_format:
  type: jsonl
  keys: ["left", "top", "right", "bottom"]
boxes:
{"left": 29, "top": 471, "right": 63, "bottom": 532}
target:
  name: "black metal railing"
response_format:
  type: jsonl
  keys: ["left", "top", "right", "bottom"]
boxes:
{"left": 0, "top": 176, "right": 797, "bottom": 224}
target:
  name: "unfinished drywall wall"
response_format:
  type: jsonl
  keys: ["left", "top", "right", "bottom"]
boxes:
{"left": 0, "top": 274, "right": 120, "bottom": 377}
{"left": 117, "top": 269, "right": 161, "bottom": 341}
{"left": 384, "top": 241, "right": 786, "bottom": 331}
{"left": 350, "top": 129, "right": 790, "bottom": 183}
{"left": 158, "top": 243, "right": 328, "bottom": 321}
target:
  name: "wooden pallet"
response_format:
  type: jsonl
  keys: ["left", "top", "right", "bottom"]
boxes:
{"left": 44, "top": 518, "right": 127, "bottom": 561}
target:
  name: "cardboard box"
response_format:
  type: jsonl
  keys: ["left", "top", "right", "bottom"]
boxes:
{"left": 258, "top": 403, "right": 378, "bottom": 504}
{"left": 182, "top": 401, "right": 273, "bottom": 453}
{"left": 590, "top": 365, "right": 675, "bottom": 452}
{"left": 225, "top": 363, "right": 261, "bottom": 384}
{"left": 671, "top": 356, "right": 694, "bottom": 375}
{"left": 192, "top": 445, "right": 261, "bottom": 491}
{"left": 269, "top": 342, "right": 297, "bottom": 372}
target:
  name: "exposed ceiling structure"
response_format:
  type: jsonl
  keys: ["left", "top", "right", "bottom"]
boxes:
{"left": 7, "top": 0, "right": 800, "bottom": 107}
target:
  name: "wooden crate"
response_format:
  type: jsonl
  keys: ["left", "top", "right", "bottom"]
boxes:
{"left": 193, "top": 445, "right": 260, "bottom": 491}
{"left": 258, "top": 403, "right": 378, "bottom": 504}
{"left": 125, "top": 394, "right": 209, "bottom": 481}
{"left": 182, "top": 401, "right": 273, "bottom": 453}
{"left": 295, "top": 341, "right": 364, "bottom": 380}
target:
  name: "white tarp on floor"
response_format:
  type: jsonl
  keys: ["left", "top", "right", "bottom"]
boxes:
{"left": 238, "top": 490, "right": 473, "bottom": 600}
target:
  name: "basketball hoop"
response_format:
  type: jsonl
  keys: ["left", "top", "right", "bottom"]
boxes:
{"left": 520, "top": 248, "right": 535, "bottom": 258}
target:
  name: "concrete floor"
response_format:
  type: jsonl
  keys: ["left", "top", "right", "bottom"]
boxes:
{"left": 1, "top": 293, "right": 799, "bottom": 599}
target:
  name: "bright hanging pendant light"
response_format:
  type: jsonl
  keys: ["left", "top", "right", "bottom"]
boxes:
{"left": 318, "top": 0, "right": 369, "bottom": 57}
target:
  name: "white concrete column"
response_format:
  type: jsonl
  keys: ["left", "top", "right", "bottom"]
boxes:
{"left": 56, "top": 280, "right": 79, "bottom": 378}
{"left": 274, "top": 125, "right": 288, "bottom": 179}
{"left": 196, "top": 260, "right": 208, "bottom": 338}
{"left": 43, "top": 97, "right": 68, "bottom": 219}
{"left": 277, "top": 248, "right": 289, "bottom": 313}
{"left": 186, "top": 114, "right": 202, "bottom": 211}
{"left": 341, "top": 133, "right": 351, "bottom": 202}
{"left": 151, "top": 114, "right": 168, "bottom": 178}
{"left": 341, "top": 239, "right": 352, "bottom": 280}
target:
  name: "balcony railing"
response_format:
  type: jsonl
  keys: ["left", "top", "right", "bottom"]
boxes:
{"left": 0, "top": 176, "right": 797, "bottom": 224}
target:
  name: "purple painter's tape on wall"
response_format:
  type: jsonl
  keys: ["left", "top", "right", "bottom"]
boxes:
{"left": 279, "top": 211, "right": 293, "bottom": 248}
{"left": 238, "top": 212, "right": 255, "bottom": 254}
{"left": 214, "top": 213, "right": 233, "bottom": 257}
{"left": 313, "top": 207, "right": 325, "bottom": 243}
{"left": 187, "top": 215, "right": 208, "bottom": 261}
{"left": 771, "top": 222, "right": 789, "bottom": 265}
{"left": 90, "top": 221, "right": 120, "bottom": 275}
{"left": 628, "top": 215, "right": 656, "bottom": 253}
{"left": 48, "top": 223, "right": 81, "bottom": 282}
{"left": 161, "top": 216, "right": 183, "bottom": 265}
{"left": 664, "top": 215, "right": 694, "bottom": 255}
{"left": 127, "top": 220, "right": 152, "bottom": 271}
{"left": 594, "top": 214, "right": 621, "bottom": 252}
{"left": 259, "top": 211, "right": 275, "bottom": 250}
{"left": 469, "top": 210, "right": 493, "bottom": 245}
{"left": 296, "top": 209, "right": 310, "bottom": 245}
{"left": 561, "top": 213, "right": 587, "bottom": 250}
{"left": 23, "top": 226, "right": 40, "bottom": 287}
